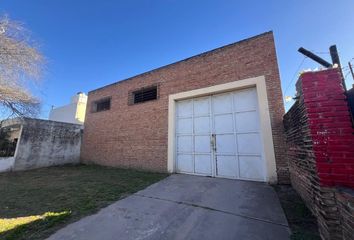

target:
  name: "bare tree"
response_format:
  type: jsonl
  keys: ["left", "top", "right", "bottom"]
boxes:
{"left": 0, "top": 15, "right": 44, "bottom": 118}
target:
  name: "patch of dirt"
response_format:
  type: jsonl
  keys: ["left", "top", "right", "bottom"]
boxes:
{"left": 274, "top": 185, "right": 321, "bottom": 240}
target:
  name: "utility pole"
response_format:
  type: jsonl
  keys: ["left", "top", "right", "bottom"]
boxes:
{"left": 330, "top": 45, "right": 347, "bottom": 91}
{"left": 329, "top": 45, "right": 354, "bottom": 127}
{"left": 299, "top": 45, "right": 354, "bottom": 126}
{"left": 349, "top": 62, "right": 354, "bottom": 82}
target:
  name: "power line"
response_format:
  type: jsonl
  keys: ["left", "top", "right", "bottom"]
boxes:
{"left": 283, "top": 56, "right": 307, "bottom": 96}
{"left": 344, "top": 70, "right": 351, "bottom": 79}
{"left": 314, "top": 51, "right": 330, "bottom": 55}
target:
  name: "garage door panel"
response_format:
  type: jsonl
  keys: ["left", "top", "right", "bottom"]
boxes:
{"left": 237, "top": 133, "right": 262, "bottom": 154}
{"left": 194, "top": 116, "right": 210, "bottom": 134}
{"left": 193, "top": 97, "right": 210, "bottom": 116}
{"left": 239, "top": 156, "right": 264, "bottom": 180}
{"left": 177, "top": 118, "right": 193, "bottom": 134}
{"left": 216, "top": 134, "right": 236, "bottom": 154}
{"left": 233, "top": 88, "right": 258, "bottom": 112}
{"left": 214, "top": 114, "right": 234, "bottom": 133}
{"left": 177, "top": 136, "right": 193, "bottom": 153}
{"left": 212, "top": 93, "right": 232, "bottom": 114}
{"left": 177, "top": 154, "right": 193, "bottom": 173}
{"left": 235, "top": 111, "right": 259, "bottom": 132}
{"left": 195, "top": 155, "right": 212, "bottom": 175}
{"left": 216, "top": 155, "right": 238, "bottom": 178}
{"left": 177, "top": 100, "right": 193, "bottom": 117}
{"left": 194, "top": 135, "right": 211, "bottom": 153}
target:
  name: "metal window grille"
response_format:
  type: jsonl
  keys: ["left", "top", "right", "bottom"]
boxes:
{"left": 133, "top": 87, "right": 157, "bottom": 104}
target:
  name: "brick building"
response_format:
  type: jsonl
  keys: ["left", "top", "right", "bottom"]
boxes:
{"left": 81, "top": 31, "right": 288, "bottom": 183}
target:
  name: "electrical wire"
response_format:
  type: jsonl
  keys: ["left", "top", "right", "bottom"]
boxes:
{"left": 283, "top": 56, "right": 307, "bottom": 96}
{"left": 314, "top": 51, "right": 330, "bottom": 55}
{"left": 344, "top": 70, "right": 351, "bottom": 79}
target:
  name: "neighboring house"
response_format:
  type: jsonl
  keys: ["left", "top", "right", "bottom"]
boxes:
{"left": 0, "top": 118, "right": 83, "bottom": 172}
{"left": 81, "top": 31, "right": 287, "bottom": 184}
{"left": 49, "top": 92, "right": 88, "bottom": 124}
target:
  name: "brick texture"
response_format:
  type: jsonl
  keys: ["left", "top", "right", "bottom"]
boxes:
{"left": 284, "top": 68, "right": 354, "bottom": 239}
{"left": 301, "top": 69, "right": 354, "bottom": 188}
{"left": 336, "top": 189, "right": 354, "bottom": 240}
{"left": 81, "top": 32, "right": 288, "bottom": 183}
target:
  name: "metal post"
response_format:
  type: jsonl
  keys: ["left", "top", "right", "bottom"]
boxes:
{"left": 298, "top": 47, "right": 332, "bottom": 68}
{"left": 349, "top": 62, "right": 354, "bottom": 82}
{"left": 330, "top": 45, "right": 347, "bottom": 91}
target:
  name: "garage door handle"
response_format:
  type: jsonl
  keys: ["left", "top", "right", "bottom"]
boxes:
{"left": 211, "top": 134, "right": 216, "bottom": 152}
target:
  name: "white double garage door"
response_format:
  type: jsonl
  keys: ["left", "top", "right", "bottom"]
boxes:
{"left": 175, "top": 87, "right": 266, "bottom": 181}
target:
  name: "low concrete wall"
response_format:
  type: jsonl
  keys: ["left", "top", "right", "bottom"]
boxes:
{"left": 0, "top": 157, "right": 15, "bottom": 172}
{"left": 1, "top": 118, "right": 83, "bottom": 171}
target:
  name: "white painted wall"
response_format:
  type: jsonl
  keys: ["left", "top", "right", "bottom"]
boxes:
{"left": 49, "top": 93, "right": 87, "bottom": 125}
{"left": 0, "top": 118, "right": 83, "bottom": 173}
{"left": 0, "top": 157, "right": 15, "bottom": 173}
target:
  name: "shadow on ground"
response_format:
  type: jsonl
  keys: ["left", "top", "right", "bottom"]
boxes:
{"left": 274, "top": 185, "right": 321, "bottom": 240}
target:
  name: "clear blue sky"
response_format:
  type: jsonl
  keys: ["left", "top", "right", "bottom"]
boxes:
{"left": 2, "top": 0, "right": 354, "bottom": 117}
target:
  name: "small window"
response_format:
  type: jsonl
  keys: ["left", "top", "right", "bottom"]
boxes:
{"left": 92, "top": 97, "right": 111, "bottom": 112}
{"left": 133, "top": 86, "right": 158, "bottom": 104}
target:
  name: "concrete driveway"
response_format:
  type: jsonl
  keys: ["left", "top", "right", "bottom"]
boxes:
{"left": 47, "top": 174, "right": 290, "bottom": 240}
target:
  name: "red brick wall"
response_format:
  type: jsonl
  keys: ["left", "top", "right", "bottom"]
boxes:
{"left": 301, "top": 69, "right": 354, "bottom": 188}
{"left": 81, "top": 32, "right": 288, "bottom": 182}
{"left": 284, "top": 68, "right": 354, "bottom": 239}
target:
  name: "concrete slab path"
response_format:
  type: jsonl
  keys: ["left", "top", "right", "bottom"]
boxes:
{"left": 47, "top": 174, "right": 290, "bottom": 240}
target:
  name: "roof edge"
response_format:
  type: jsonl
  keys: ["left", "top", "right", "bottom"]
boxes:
{"left": 89, "top": 31, "right": 274, "bottom": 94}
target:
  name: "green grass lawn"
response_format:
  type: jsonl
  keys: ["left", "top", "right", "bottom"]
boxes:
{"left": 0, "top": 164, "right": 168, "bottom": 240}
{"left": 274, "top": 185, "right": 321, "bottom": 240}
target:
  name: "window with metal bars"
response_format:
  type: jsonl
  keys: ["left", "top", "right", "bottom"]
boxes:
{"left": 92, "top": 97, "right": 111, "bottom": 112}
{"left": 133, "top": 86, "right": 158, "bottom": 104}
